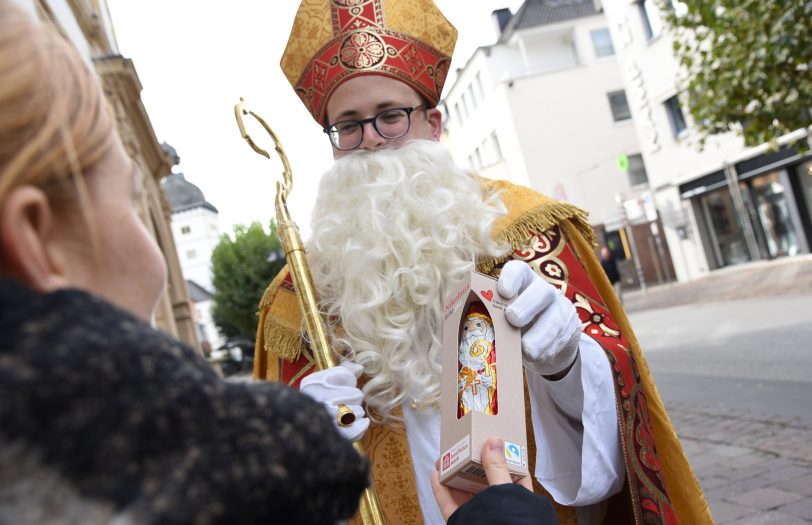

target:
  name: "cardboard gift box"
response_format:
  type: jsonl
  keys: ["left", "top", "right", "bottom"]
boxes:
{"left": 438, "top": 271, "right": 529, "bottom": 493}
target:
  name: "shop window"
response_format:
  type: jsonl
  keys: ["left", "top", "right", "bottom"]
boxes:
{"left": 799, "top": 161, "right": 812, "bottom": 233}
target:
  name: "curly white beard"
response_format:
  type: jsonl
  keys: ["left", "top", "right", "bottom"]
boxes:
{"left": 306, "top": 140, "right": 509, "bottom": 421}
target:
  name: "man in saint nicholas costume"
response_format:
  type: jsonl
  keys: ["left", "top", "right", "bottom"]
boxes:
{"left": 253, "top": 1, "right": 712, "bottom": 523}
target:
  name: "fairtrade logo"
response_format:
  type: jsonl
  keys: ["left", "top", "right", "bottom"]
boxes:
{"left": 504, "top": 442, "right": 522, "bottom": 466}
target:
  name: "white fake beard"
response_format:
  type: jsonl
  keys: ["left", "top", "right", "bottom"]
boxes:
{"left": 306, "top": 140, "right": 509, "bottom": 421}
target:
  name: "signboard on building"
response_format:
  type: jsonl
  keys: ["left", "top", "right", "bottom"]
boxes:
{"left": 623, "top": 192, "right": 658, "bottom": 224}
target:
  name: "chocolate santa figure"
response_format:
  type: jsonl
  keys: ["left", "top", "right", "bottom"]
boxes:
{"left": 458, "top": 302, "right": 498, "bottom": 417}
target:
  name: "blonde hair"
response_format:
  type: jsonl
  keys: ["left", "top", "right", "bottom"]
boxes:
{"left": 0, "top": 0, "right": 115, "bottom": 210}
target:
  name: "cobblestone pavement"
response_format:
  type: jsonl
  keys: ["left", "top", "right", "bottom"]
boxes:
{"left": 627, "top": 255, "right": 812, "bottom": 523}
{"left": 669, "top": 403, "right": 812, "bottom": 524}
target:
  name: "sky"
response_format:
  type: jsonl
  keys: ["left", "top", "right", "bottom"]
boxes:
{"left": 106, "top": 1, "right": 524, "bottom": 236}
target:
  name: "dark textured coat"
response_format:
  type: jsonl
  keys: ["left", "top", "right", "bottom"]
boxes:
{"left": 0, "top": 280, "right": 368, "bottom": 524}
{"left": 448, "top": 484, "right": 558, "bottom": 525}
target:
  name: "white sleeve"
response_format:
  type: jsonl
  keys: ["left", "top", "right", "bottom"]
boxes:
{"left": 526, "top": 333, "right": 625, "bottom": 506}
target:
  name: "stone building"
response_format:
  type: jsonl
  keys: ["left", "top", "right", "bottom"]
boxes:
{"left": 14, "top": 0, "right": 201, "bottom": 352}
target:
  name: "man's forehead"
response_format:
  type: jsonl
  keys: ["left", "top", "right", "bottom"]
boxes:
{"left": 326, "top": 75, "right": 422, "bottom": 121}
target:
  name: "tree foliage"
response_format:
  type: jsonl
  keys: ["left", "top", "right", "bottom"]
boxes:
{"left": 664, "top": 0, "right": 812, "bottom": 150}
{"left": 211, "top": 221, "right": 285, "bottom": 340}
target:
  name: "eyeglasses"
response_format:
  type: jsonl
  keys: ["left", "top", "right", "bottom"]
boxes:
{"left": 323, "top": 104, "right": 426, "bottom": 151}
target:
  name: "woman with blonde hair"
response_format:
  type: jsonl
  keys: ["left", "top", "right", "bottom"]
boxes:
{"left": 0, "top": 2, "right": 367, "bottom": 523}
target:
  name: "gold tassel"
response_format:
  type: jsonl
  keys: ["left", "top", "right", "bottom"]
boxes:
{"left": 254, "top": 267, "right": 307, "bottom": 365}
{"left": 263, "top": 317, "right": 303, "bottom": 362}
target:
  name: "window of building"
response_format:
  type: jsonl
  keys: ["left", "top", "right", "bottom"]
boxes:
{"left": 638, "top": 0, "right": 663, "bottom": 40}
{"left": 664, "top": 95, "right": 688, "bottom": 137}
{"left": 608, "top": 91, "right": 632, "bottom": 121}
{"left": 186, "top": 249, "right": 196, "bottom": 260}
{"left": 480, "top": 138, "right": 489, "bottom": 166}
{"left": 490, "top": 131, "right": 503, "bottom": 161}
{"left": 181, "top": 225, "right": 191, "bottom": 235}
{"left": 454, "top": 103, "right": 464, "bottom": 125}
{"left": 467, "top": 84, "right": 478, "bottom": 110}
{"left": 590, "top": 28, "right": 615, "bottom": 58}
{"left": 461, "top": 92, "right": 471, "bottom": 119}
{"left": 627, "top": 154, "right": 649, "bottom": 186}
{"left": 475, "top": 72, "right": 485, "bottom": 100}
{"left": 475, "top": 146, "right": 483, "bottom": 169}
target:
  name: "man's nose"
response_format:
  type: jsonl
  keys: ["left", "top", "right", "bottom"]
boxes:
{"left": 358, "top": 120, "right": 387, "bottom": 151}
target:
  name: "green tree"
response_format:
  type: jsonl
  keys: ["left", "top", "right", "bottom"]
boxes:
{"left": 664, "top": 0, "right": 812, "bottom": 150}
{"left": 211, "top": 221, "right": 285, "bottom": 340}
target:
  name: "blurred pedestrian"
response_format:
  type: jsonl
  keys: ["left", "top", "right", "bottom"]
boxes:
{"left": 600, "top": 245, "right": 622, "bottom": 304}
{"left": 0, "top": 2, "right": 367, "bottom": 523}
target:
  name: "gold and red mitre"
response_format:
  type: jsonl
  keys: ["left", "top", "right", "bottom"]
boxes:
{"left": 281, "top": 0, "right": 458, "bottom": 125}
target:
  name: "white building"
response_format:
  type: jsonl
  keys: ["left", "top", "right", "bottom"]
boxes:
{"left": 601, "top": 0, "right": 812, "bottom": 281}
{"left": 443, "top": 0, "right": 677, "bottom": 287}
{"left": 162, "top": 159, "right": 223, "bottom": 351}
{"left": 163, "top": 170, "right": 220, "bottom": 292}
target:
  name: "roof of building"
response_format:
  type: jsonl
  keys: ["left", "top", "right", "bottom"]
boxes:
{"left": 185, "top": 279, "right": 213, "bottom": 302}
{"left": 500, "top": 0, "right": 599, "bottom": 39}
{"left": 162, "top": 172, "right": 218, "bottom": 214}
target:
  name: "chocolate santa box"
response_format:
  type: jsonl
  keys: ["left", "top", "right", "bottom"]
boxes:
{"left": 438, "top": 271, "right": 529, "bottom": 493}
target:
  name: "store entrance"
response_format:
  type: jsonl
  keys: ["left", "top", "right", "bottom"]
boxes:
{"left": 740, "top": 170, "right": 801, "bottom": 259}
{"left": 699, "top": 188, "right": 752, "bottom": 268}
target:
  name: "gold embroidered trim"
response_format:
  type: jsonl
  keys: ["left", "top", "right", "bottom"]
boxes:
{"left": 478, "top": 203, "right": 597, "bottom": 275}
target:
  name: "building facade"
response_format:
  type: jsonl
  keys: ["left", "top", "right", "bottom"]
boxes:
{"left": 162, "top": 168, "right": 224, "bottom": 352}
{"left": 442, "top": 0, "right": 677, "bottom": 288}
{"left": 14, "top": 0, "right": 202, "bottom": 352}
{"left": 601, "top": 0, "right": 812, "bottom": 282}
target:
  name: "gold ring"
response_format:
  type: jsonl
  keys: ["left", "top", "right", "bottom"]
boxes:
{"left": 337, "top": 404, "right": 356, "bottom": 427}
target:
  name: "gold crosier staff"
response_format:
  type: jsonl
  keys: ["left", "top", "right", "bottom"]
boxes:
{"left": 234, "top": 98, "right": 386, "bottom": 525}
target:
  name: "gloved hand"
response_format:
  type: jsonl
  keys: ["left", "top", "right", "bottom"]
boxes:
{"left": 497, "top": 260, "right": 582, "bottom": 377}
{"left": 299, "top": 360, "right": 370, "bottom": 442}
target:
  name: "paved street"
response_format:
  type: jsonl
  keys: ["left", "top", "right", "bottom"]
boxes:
{"left": 627, "top": 255, "right": 812, "bottom": 524}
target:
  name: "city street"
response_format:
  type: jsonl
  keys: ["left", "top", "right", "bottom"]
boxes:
{"left": 628, "top": 256, "right": 812, "bottom": 524}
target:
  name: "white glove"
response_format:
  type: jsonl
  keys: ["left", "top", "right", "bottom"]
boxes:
{"left": 497, "top": 260, "right": 582, "bottom": 377}
{"left": 299, "top": 360, "right": 370, "bottom": 442}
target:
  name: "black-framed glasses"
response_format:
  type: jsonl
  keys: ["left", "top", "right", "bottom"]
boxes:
{"left": 323, "top": 104, "right": 425, "bottom": 151}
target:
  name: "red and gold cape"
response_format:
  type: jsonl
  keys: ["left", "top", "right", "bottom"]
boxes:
{"left": 253, "top": 179, "right": 712, "bottom": 525}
